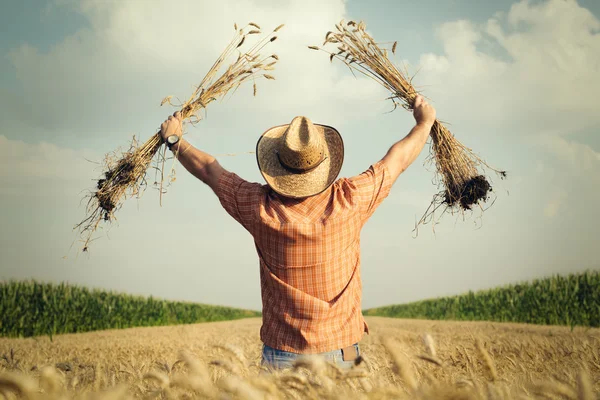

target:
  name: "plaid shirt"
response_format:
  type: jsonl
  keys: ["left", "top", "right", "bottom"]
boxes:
{"left": 216, "top": 160, "right": 393, "bottom": 353}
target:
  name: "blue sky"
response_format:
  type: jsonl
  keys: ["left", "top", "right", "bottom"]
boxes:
{"left": 1, "top": 0, "right": 598, "bottom": 311}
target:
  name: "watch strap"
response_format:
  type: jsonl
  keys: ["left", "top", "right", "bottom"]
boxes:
{"left": 166, "top": 135, "right": 180, "bottom": 150}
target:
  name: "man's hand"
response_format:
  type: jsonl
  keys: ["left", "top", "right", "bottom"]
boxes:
{"left": 412, "top": 94, "right": 436, "bottom": 127}
{"left": 160, "top": 111, "right": 183, "bottom": 142}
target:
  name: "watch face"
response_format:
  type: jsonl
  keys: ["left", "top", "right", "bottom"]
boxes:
{"left": 168, "top": 135, "right": 179, "bottom": 144}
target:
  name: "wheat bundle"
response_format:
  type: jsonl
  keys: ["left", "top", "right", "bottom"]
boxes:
{"left": 74, "top": 22, "right": 284, "bottom": 252}
{"left": 310, "top": 20, "right": 506, "bottom": 229}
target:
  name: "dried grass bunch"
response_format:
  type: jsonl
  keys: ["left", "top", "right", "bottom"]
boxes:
{"left": 74, "top": 22, "right": 284, "bottom": 252}
{"left": 310, "top": 20, "right": 506, "bottom": 230}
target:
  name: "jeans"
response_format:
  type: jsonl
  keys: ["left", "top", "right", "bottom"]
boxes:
{"left": 260, "top": 343, "right": 360, "bottom": 372}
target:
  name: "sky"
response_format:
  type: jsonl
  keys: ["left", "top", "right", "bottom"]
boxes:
{"left": 0, "top": 0, "right": 599, "bottom": 311}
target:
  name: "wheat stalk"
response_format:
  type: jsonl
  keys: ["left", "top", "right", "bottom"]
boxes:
{"left": 1, "top": 324, "right": 598, "bottom": 399}
{"left": 311, "top": 19, "right": 507, "bottom": 232}
{"left": 74, "top": 23, "right": 283, "bottom": 252}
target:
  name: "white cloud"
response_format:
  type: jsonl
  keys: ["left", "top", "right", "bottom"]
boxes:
{"left": 0, "top": 136, "right": 100, "bottom": 202}
{"left": 538, "top": 135, "right": 600, "bottom": 173}
{"left": 384, "top": 0, "right": 600, "bottom": 241}
{"left": 529, "top": 134, "right": 599, "bottom": 222}
{"left": 6, "top": 0, "right": 384, "bottom": 140}
{"left": 413, "top": 0, "right": 600, "bottom": 136}
{"left": 543, "top": 188, "right": 567, "bottom": 218}
{"left": 408, "top": 0, "right": 599, "bottom": 229}
{"left": 0, "top": 135, "right": 97, "bottom": 182}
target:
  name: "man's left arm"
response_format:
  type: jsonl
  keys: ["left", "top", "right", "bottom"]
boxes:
{"left": 160, "top": 111, "right": 226, "bottom": 195}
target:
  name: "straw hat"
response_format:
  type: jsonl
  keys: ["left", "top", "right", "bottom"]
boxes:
{"left": 256, "top": 116, "right": 344, "bottom": 198}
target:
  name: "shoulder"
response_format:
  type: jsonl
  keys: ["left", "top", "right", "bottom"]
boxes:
{"left": 334, "top": 160, "right": 393, "bottom": 219}
{"left": 216, "top": 170, "right": 269, "bottom": 229}
{"left": 342, "top": 160, "right": 391, "bottom": 187}
{"left": 217, "top": 170, "right": 268, "bottom": 198}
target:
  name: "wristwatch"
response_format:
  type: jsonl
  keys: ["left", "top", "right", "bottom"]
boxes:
{"left": 166, "top": 135, "right": 180, "bottom": 150}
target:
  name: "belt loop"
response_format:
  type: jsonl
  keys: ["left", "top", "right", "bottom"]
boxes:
{"left": 341, "top": 345, "right": 358, "bottom": 362}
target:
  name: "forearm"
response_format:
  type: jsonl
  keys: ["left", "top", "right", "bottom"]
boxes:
{"left": 170, "top": 138, "right": 220, "bottom": 185}
{"left": 382, "top": 122, "right": 433, "bottom": 179}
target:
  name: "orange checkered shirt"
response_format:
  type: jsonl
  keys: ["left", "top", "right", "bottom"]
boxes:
{"left": 216, "top": 160, "right": 393, "bottom": 353}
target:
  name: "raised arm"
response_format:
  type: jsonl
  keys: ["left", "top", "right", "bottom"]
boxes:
{"left": 381, "top": 94, "right": 437, "bottom": 184}
{"left": 159, "top": 111, "right": 226, "bottom": 194}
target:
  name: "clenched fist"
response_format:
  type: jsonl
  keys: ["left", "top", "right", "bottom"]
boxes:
{"left": 160, "top": 111, "right": 183, "bottom": 142}
{"left": 412, "top": 95, "right": 436, "bottom": 128}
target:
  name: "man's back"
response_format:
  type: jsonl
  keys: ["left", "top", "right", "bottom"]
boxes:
{"left": 217, "top": 160, "right": 392, "bottom": 353}
{"left": 160, "top": 95, "right": 436, "bottom": 365}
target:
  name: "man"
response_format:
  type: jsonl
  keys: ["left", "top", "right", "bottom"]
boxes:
{"left": 160, "top": 95, "right": 436, "bottom": 371}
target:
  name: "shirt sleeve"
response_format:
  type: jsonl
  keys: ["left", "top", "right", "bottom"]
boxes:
{"left": 346, "top": 160, "right": 394, "bottom": 223}
{"left": 216, "top": 170, "right": 265, "bottom": 235}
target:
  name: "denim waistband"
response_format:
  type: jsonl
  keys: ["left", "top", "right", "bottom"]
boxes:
{"left": 261, "top": 342, "right": 360, "bottom": 372}
{"left": 262, "top": 343, "right": 359, "bottom": 356}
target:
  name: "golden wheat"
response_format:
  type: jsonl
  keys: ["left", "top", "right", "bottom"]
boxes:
{"left": 0, "top": 318, "right": 599, "bottom": 399}
{"left": 74, "top": 22, "right": 283, "bottom": 253}
{"left": 311, "top": 20, "right": 508, "bottom": 232}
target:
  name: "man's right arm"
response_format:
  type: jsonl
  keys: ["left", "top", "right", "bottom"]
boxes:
{"left": 159, "top": 112, "right": 226, "bottom": 195}
{"left": 170, "top": 138, "right": 225, "bottom": 195}
{"left": 381, "top": 94, "right": 436, "bottom": 184}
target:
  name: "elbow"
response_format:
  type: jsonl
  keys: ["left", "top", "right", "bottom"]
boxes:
{"left": 196, "top": 168, "right": 210, "bottom": 184}
{"left": 189, "top": 160, "right": 211, "bottom": 184}
{"left": 398, "top": 163, "right": 409, "bottom": 175}
{"left": 196, "top": 163, "right": 214, "bottom": 184}
{"left": 196, "top": 158, "right": 222, "bottom": 187}
{"left": 396, "top": 155, "right": 411, "bottom": 174}
{"left": 394, "top": 163, "right": 409, "bottom": 179}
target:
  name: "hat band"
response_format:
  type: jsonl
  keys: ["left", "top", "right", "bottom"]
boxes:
{"left": 275, "top": 150, "right": 328, "bottom": 174}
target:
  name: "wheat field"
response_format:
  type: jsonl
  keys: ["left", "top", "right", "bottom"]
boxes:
{"left": 1, "top": 317, "right": 598, "bottom": 399}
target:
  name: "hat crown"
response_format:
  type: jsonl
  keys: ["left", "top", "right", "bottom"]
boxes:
{"left": 278, "top": 116, "right": 325, "bottom": 171}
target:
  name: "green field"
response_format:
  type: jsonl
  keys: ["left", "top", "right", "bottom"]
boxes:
{"left": 0, "top": 280, "right": 261, "bottom": 338}
{"left": 364, "top": 270, "right": 600, "bottom": 328}
{"left": 3, "top": 271, "right": 599, "bottom": 339}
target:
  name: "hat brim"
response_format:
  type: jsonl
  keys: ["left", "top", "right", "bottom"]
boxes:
{"left": 256, "top": 123, "right": 344, "bottom": 199}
